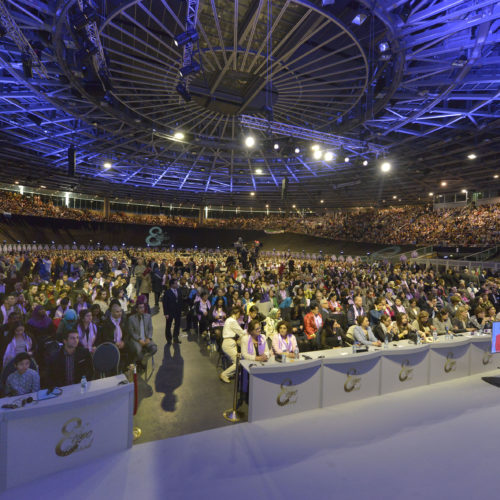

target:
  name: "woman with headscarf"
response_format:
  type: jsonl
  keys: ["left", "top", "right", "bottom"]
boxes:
{"left": 1, "top": 322, "right": 36, "bottom": 371}
{"left": 263, "top": 307, "right": 281, "bottom": 340}
{"left": 56, "top": 309, "right": 78, "bottom": 341}
{"left": 26, "top": 305, "right": 55, "bottom": 342}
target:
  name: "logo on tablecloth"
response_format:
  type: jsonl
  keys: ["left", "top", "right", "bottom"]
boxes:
{"left": 399, "top": 359, "right": 413, "bottom": 382}
{"left": 276, "top": 378, "right": 298, "bottom": 406}
{"left": 55, "top": 417, "right": 94, "bottom": 457}
{"left": 482, "top": 349, "right": 493, "bottom": 366}
{"left": 444, "top": 352, "right": 456, "bottom": 373}
{"left": 344, "top": 368, "right": 361, "bottom": 392}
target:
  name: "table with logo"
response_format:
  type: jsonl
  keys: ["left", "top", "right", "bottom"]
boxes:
{"left": 240, "top": 334, "right": 496, "bottom": 422}
{"left": 0, "top": 375, "right": 134, "bottom": 492}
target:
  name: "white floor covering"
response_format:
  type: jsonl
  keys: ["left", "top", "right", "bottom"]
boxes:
{"left": 3, "top": 370, "right": 500, "bottom": 500}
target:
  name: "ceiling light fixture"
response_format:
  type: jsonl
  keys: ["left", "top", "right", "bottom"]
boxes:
{"left": 174, "top": 132, "right": 185, "bottom": 140}
{"left": 313, "top": 150, "right": 323, "bottom": 160}
{"left": 381, "top": 161, "right": 391, "bottom": 172}
{"left": 174, "top": 29, "right": 199, "bottom": 47}
{"left": 103, "top": 162, "right": 112, "bottom": 169}
{"left": 324, "top": 151, "right": 334, "bottom": 162}
{"left": 245, "top": 136, "right": 255, "bottom": 147}
{"left": 467, "top": 153, "right": 477, "bottom": 160}
{"left": 362, "top": 160, "right": 368, "bottom": 166}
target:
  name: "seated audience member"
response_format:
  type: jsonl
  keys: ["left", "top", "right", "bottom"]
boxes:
{"left": 321, "top": 318, "right": 350, "bottom": 348}
{"left": 128, "top": 302, "right": 157, "bottom": 368}
{"left": 48, "top": 330, "right": 93, "bottom": 387}
{"left": 209, "top": 298, "right": 227, "bottom": 341}
{"left": 4, "top": 352, "right": 40, "bottom": 396}
{"left": 0, "top": 294, "right": 16, "bottom": 325}
{"left": 289, "top": 298, "right": 305, "bottom": 334}
{"left": 54, "top": 297, "right": 71, "bottom": 319}
{"left": 77, "top": 309, "right": 98, "bottom": 353}
{"left": 411, "top": 311, "right": 433, "bottom": 342}
{"left": 468, "top": 307, "right": 488, "bottom": 331}
{"left": 392, "top": 297, "right": 407, "bottom": 316}
{"left": 195, "top": 291, "right": 211, "bottom": 336}
{"left": 92, "top": 289, "right": 109, "bottom": 314}
{"left": 74, "top": 293, "right": 90, "bottom": 314}
{"left": 407, "top": 298, "right": 420, "bottom": 322}
{"left": 56, "top": 309, "right": 78, "bottom": 340}
{"left": 393, "top": 313, "right": 412, "bottom": 340}
{"left": 272, "top": 320, "right": 299, "bottom": 358}
{"left": 263, "top": 308, "right": 281, "bottom": 340}
{"left": 369, "top": 297, "right": 385, "bottom": 327}
{"left": 303, "top": 303, "right": 323, "bottom": 348}
{"left": 433, "top": 310, "right": 453, "bottom": 335}
{"left": 1, "top": 311, "right": 22, "bottom": 343}
{"left": 26, "top": 305, "right": 55, "bottom": 342}
{"left": 2, "top": 322, "right": 36, "bottom": 369}
{"left": 347, "top": 295, "right": 365, "bottom": 326}
{"left": 374, "top": 314, "right": 397, "bottom": 342}
{"left": 484, "top": 305, "right": 497, "bottom": 328}
{"left": 445, "top": 295, "right": 462, "bottom": 317}
{"left": 90, "top": 303, "right": 104, "bottom": 328}
{"left": 327, "top": 293, "right": 343, "bottom": 313}
{"left": 220, "top": 306, "right": 246, "bottom": 383}
{"left": 241, "top": 319, "right": 270, "bottom": 361}
{"left": 452, "top": 306, "right": 474, "bottom": 333}
{"left": 97, "top": 303, "right": 130, "bottom": 360}
{"left": 353, "top": 315, "right": 382, "bottom": 347}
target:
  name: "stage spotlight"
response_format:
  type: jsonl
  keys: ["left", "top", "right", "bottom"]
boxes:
{"left": 294, "top": 147, "right": 300, "bottom": 154}
{"left": 429, "top": 192, "right": 434, "bottom": 196}
{"left": 250, "top": 191, "right": 255, "bottom": 196}
{"left": 174, "top": 29, "right": 199, "bottom": 47}
{"left": 441, "top": 181, "right": 447, "bottom": 187}
{"left": 494, "top": 174, "right": 499, "bottom": 179}
{"left": 324, "top": 151, "right": 334, "bottom": 161}
{"left": 245, "top": 136, "right": 255, "bottom": 147}
{"left": 292, "top": 204, "right": 296, "bottom": 208}
{"left": 313, "top": 150, "right": 323, "bottom": 160}
{"left": 174, "top": 132, "right": 185, "bottom": 140}
{"left": 392, "top": 195, "right": 397, "bottom": 199}
{"left": 320, "top": 199, "right": 324, "bottom": 203}
{"left": 381, "top": 161, "right": 391, "bottom": 172}
{"left": 363, "top": 160, "right": 368, "bottom": 166}
{"left": 103, "top": 162, "right": 112, "bottom": 169}
{"left": 274, "top": 143, "right": 279, "bottom": 150}
{"left": 352, "top": 13, "right": 368, "bottom": 26}
{"left": 311, "top": 144, "right": 320, "bottom": 151}
{"left": 176, "top": 82, "right": 192, "bottom": 102}
{"left": 467, "top": 153, "right": 476, "bottom": 160}
{"left": 71, "top": 7, "right": 98, "bottom": 31}
{"left": 344, "top": 157, "right": 349, "bottom": 162}
{"left": 255, "top": 168, "right": 263, "bottom": 174}
{"left": 179, "top": 62, "right": 200, "bottom": 77}
{"left": 378, "top": 41, "right": 390, "bottom": 53}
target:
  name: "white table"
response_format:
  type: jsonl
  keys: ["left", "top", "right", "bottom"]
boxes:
{"left": 240, "top": 358, "right": 322, "bottom": 422}
{"left": 241, "top": 335, "right": 498, "bottom": 421}
{"left": 0, "top": 375, "right": 134, "bottom": 492}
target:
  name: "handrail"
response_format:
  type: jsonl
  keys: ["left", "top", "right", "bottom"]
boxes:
{"left": 463, "top": 246, "right": 498, "bottom": 262}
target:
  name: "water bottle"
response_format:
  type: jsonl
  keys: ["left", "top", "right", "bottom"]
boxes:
{"left": 449, "top": 329, "right": 454, "bottom": 340}
{"left": 384, "top": 336, "right": 389, "bottom": 349}
{"left": 80, "top": 375, "right": 88, "bottom": 394}
{"left": 294, "top": 347, "right": 300, "bottom": 360}
{"left": 445, "top": 326, "right": 449, "bottom": 340}
{"left": 352, "top": 342, "right": 357, "bottom": 354}
{"left": 416, "top": 333, "right": 421, "bottom": 345}
{"left": 432, "top": 328, "right": 437, "bottom": 342}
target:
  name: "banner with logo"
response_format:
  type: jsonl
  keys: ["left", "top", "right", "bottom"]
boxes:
{"left": 322, "top": 352, "right": 381, "bottom": 407}
{"left": 429, "top": 338, "right": 470, "bottom": 384}
{"left": 380, "top": 346, "right": 430, "bottom": 394}
{"left": 469, "top": 336, "right": 496, "bottom": 374}
{"left": 247, "top": 360, "right": 322, "bottom": 422}
{"left": 1, "top": 383, "right": 132, "bottom": 491}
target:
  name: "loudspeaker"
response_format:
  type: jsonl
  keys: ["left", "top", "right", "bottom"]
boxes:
{"left": 68, "top": 146, "right": 75, "bottom": 176}
{"left": 281, "top": 177, "right": 288, "bottom": 201}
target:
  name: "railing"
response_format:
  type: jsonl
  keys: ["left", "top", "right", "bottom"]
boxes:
{"left": 463, "top": 246, "right": 499, "bottom": 262}
{"left": 414, "top": 257, "right": 500, "bottom": 274}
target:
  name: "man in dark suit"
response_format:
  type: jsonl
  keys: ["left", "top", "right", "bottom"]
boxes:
{"left": 97, "top": 302, "right": 130, "bottom": 364}
{"left": 347, "top": 295, "right": 365, "bottom": 326}
{"left": 163, "top": 278, "right": 183, "bottom": 344}
{"left": 48, "top": 330, "right": 93, "bottom": 387}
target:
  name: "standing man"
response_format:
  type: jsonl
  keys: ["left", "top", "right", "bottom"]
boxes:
{"left": 128, "top": 302, "right": 157, "bottom": 368}
{"left": 220, "top": 306, "right": 246, "bottom": 383}
{"left": 163, "top": 278, "right": 183, "bottom": 344}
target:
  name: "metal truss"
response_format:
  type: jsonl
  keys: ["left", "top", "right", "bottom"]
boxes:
{"left": 0, "top": 0, "right": 497, "bottom": 209}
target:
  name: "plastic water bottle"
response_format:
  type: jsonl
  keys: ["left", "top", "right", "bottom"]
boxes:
{"left": 432, "top": 328, "right": 437, "bottom": 342}
{"left": 294, "top": 347, "right": 300, "bottom": 360}
{"left": 445, "top": 326, "right": 449, "bottom": 340}
{"left": 416, "top": 333, "right": 421, "bottom": 345}
{"left": 450, "top": 330, "right": 454, "bottom": 341}
{"left": 80, "top": 375, "right": 88, "bottom": 394}
{"left": 352, "top": 342, "right": 357, "bottom": 354}
{"left": 384, "top": 336, "right": 389, "bottom": 349}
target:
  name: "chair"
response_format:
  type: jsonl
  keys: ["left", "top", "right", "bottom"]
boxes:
{"left": 92, "top": 342, "right": 120, "bottom": 378}
{"left": 346, "top": 325, "right": 356, "bottom": 342}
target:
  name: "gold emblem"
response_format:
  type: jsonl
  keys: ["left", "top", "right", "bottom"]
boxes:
{"left": 399, "top": 359, "right": 413, "bottom": 382}
{"left": 55, "top": 417, "right": 94, "bottom": 457}
{"left": 276, "top": 379, "right": 298, "bottom": 406}
{"left": 344, "top": 368, "right": 361, "bottom": 392}
{"left": 444, "top": 352, "right": 456, "bottom": 373}
{"left": 482, "top": 349, "right": 493, "bottom": 366}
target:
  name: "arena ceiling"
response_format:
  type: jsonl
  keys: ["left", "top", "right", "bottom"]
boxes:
{"left": 0, "top": 0, "right": 499, "bottom": 208}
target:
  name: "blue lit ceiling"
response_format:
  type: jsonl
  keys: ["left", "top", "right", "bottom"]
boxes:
{"left": 0, "top": 0, "right": 499, "bottom": 207}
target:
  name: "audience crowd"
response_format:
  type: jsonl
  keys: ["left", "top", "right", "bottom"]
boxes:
{"left": 0, "top": 190, "right": 498, "bottom": 246}
{"left": 0, "top": 245, "right": 498, "bottom": 394}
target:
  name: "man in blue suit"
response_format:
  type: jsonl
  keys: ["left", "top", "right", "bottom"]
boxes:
{"left": 162, "top": 278, "right": 183, "bottom": 344}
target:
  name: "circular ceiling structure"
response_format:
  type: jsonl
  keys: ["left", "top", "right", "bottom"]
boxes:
{"left": 0, "top": 0, "right": 498, "bottom": 207}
